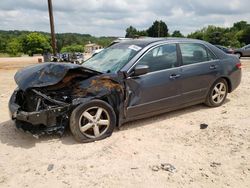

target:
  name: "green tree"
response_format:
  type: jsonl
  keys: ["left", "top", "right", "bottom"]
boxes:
{"left": 136, "top": 30, "right": 148, "bottom": 37}
{"left": 202, "top": 26, "right": 225, "bottom": 44}
{"left": 96, "top": 37, "right": 116, "bottom": 47}
{"left": 147, "top": 20, "right": 169, "bottom": 37}
{"left": 22, "top": 32, "right": 51, "bottom": 56}
{"left": 6, "top": 39, "right": 22, "bottom": 56}
{"left": 187, "top": 30, "right": 204, "bottom": 40}
{"left": 61, "top": 44, "right": 84, "bottom": 53}
{"left": 0, "top": 34, "right": 8, "bottom": 53}
{"left": 125, "top": 26, "right": 138, "bottom": 38}
{"left": 238, "top": 26, "right": 250, "bottom": 45}
{"left": 171, "top": 30, "right": 184, "bottom": 37}
{"left": 232, "top": 21, "right": 249, "bottom": 31}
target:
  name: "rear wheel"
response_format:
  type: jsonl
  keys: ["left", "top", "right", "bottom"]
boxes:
{"left": 70, "top": 100, "right": 116, "bottom": 143}
{"left": 205, "top": 79, "right": 228, "bottom": 107}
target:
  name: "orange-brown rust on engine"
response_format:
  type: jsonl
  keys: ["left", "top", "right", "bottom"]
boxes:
{"left": 45, "top": 73, "right": 86, "bottom": 90}
{"left": 90, "top": 76, "right": 123, "bottom": 93}
{"left": 72, "top": 85, "right": 88, "bottom": 96}
{"left": 61, "top": 73, "right": 84, "bottom": 84}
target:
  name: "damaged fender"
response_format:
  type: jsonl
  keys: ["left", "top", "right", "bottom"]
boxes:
{"left": 9, "top": 62, "right": 125, "bottom": 135}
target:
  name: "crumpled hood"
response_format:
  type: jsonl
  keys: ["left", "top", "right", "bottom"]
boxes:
{"left": 14, "top": 62, "right": 98, "bottom": 90}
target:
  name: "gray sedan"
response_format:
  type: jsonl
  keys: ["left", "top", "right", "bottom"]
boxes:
{"left": 234, "top": 44, "right": 250, "bottom": 58}
{"left": 9, "top": 38, "right": 241, "bottom": 142}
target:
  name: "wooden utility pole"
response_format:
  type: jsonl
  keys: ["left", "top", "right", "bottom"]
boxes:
{"left": 47, "top": 0, "right": 57, "bottom": 56}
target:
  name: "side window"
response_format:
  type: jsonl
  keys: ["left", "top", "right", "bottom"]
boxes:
{"left": 179, "top": 43, "right": 215, "bottom": 65}
{"left": 245, "top": 45, "right": 250, "bottom": 49}
{"left": 136, "top": 44, "right": 177, "bottom": 72}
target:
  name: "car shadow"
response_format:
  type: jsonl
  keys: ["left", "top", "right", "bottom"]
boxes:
{"left": 119, "top": 99, "right": 230, "bottom": 131}
{"left": 0, "top": 120, "right": 77, "bottom": 148}
{"left": 0, "top": 100, "right": 230, "bottom": 148}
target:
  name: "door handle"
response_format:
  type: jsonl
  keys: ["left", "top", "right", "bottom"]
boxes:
{"left": 169, "top": 74, "right": 180, "bottom": 79}
{"left": 209, "top": 65, "right": 217, "bottom": 70}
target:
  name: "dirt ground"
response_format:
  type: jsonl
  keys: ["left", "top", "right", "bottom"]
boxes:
{"left": 0, "top": 57, "right": 249, "bottom": 188}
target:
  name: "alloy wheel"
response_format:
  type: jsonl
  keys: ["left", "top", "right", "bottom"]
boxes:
{"left": 79, "top": 107, "right": 110, "bottom": 138}
{"left": 212, "top": 82, "right": 226, "bottom": 104}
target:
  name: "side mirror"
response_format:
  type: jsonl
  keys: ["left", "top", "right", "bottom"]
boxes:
{"left": 133, "top": 65, "right": 149, "bottom": 76}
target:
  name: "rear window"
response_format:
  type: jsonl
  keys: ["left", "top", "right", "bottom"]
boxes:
{"left": 180, "top": 43, "right": 216, "bottom": 65}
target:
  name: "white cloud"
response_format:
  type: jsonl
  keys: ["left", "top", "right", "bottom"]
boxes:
{"left": 0, "top": 0, "right": 249, "bottom": 36}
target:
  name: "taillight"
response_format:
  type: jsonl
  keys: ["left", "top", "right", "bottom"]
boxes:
{"left": 236, "top": 62, "right": 242, "bottom": 69}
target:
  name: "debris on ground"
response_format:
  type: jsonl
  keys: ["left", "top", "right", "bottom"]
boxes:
{"left": 62, "top": 180, "right": 70, "bottom": 185}
{"left": 150, "top": 163, "right": 177, "bottom": 173}
{"left": 47, "top": 164, "right": 54, "bottom": 171}
{"left": 0, "top": 176, "right": 6, "bottom": 184}
{"left": 210, "top": 162, "right": 221, "bottom": 168}
{"left": 201, "top": 172, "right": 209, "bottom": 178}
{"left": 161, "top": 163, "right": 177, "bottom": 173}
{"left": 131, "top": 167, "right": 138, "bottom": 170}
{"left": 200, "top": 123, "right": 208, "bottom": 129}
{"left": 151, "top": 165, "right": 160, "bottom": 172}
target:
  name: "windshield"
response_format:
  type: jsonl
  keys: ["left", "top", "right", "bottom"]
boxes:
{"left": 82, "top": 43, "right": 142, "bottom": 73}
{"left": 243, "top": 44, "right": 250, "bottom": 49}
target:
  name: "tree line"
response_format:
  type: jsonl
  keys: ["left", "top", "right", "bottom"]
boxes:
{"left": 125, "top": 20, "right": 183, "bottom": 38}
{"left": 0, "top": 30, "right": 116, "bottom": 56}
{"left": 125, "top": 20, "right": 250, "bottom": 48}
{"left": 0, "top": 20, "right": 249, "bottom": 57}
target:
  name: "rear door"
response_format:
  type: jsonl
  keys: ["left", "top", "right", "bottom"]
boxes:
{"left": 178, "top": 43, "right": 220, "bottom": 104}
{"left": 125, "top": 43, "right": 182, "bottom": 118}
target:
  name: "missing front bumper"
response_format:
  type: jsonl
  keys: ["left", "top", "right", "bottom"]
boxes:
{"left": 9, "top": 89, "right": 72, "bottom": 135}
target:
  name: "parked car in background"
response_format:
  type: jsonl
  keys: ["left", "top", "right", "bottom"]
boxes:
{"left": 50, "top": 52, "right": 84, "bottom": 64}
{"left": 9, "top": 38, "right": 241, "bottom": 143}
{"left": 71, "top": 52, "right": 84, "bottom": 64}
{"left": 214, "top": 45, "right": 234, "bottom": 54}
{"left": 234, "top": 44, "right": 250, "bottom": 58}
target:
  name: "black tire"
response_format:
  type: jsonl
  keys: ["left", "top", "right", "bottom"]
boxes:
{"left": 235, "top": 52, "right": 242, "bottom": 59}
{"left": 70, "top": 99, "right": 116, "bottom": 143}
{"left": 205, "top": 78, "right": 228, "bottom": 107}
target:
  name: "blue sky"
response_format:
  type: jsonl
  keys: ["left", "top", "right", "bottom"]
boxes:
{"left": 0, "top": 0, "right": 249, "bottom": 36}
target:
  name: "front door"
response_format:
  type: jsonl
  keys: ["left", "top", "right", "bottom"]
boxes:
{"left": 125, "top": 43, "right": 182, "bottom": 118}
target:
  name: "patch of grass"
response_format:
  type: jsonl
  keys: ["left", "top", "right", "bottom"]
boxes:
{"left": 0, "top": 53, "right": 11, "bottom": 57}
{"left": 0, "top": 53, "right": 23, "bottom": 57}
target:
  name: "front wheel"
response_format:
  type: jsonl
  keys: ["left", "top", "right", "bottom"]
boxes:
{"left": 235, "top": 53, "right": 241, "bottom": 59}
{"left": 70, "top": 100, "right": 116, "bottom": 143}
{"left": 205, "top": 79, "right": 228, "bottom": 107}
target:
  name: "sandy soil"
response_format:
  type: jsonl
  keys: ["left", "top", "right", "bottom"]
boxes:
{"left": 0, "top": 57, "right": 249, "bottom": 188}
{"left": 0, "top": 56, "right": 43, "bottom": 70}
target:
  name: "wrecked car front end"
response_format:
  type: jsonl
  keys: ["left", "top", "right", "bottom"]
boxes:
{"left": 9, "top": 62, "right": 124, "bottom": 137}
{"left": 9, "top": 88, "right": 72, "bottom": 135}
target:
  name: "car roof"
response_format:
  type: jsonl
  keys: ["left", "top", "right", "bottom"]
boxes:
{"left": 117, "top": 37, "right": 205, "bottom": 48}
{"left": 116, "top": 37, "right": 228, "bottom": 60}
